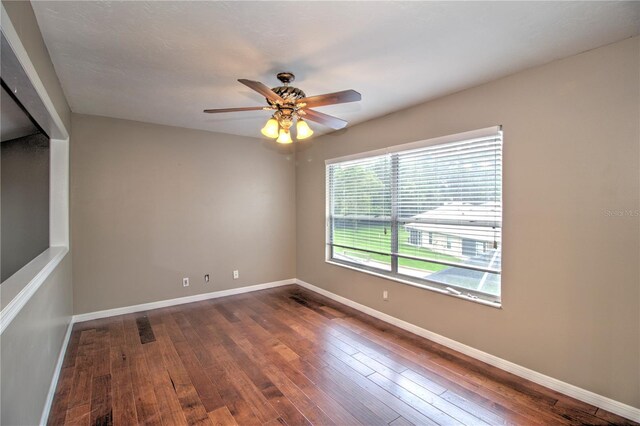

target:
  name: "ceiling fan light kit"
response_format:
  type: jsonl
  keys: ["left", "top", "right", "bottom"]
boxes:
{"left": 204, "top": 72, "right": 361, "bottom": 143}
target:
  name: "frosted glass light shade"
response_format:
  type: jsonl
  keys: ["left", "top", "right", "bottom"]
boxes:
{"left": 261, "top": 118, "right": 279, "bottom": 138}
{"left": 276, "top": 128, "right": 293, "bottom": 144}
{"left": 296, "top": 119, "right": 314, "bottom": 139}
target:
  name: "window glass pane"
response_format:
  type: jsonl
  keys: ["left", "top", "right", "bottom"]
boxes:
{"left": 329, "top": 155, "right": 391, "bottom": 223}
{"left": 398, "top": 227, "right": 462, "bottom": 267}
{"left": 331, "top": 218, "right": 392, "bottom": 256}
{"left": 398, "top": 256, "right": 501, "bottom": 297}
{"left": 332, "top": 245, "right": 392, "bottom": 272}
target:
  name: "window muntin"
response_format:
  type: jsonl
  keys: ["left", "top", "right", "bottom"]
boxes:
{"left": 327, "top": 128, "right": 502, "bottom": 304}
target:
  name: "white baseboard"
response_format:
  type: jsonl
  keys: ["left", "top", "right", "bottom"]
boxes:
{"left": 72, "top": 278, "right": 296, "bottom": 323}
{"left": 40, "top": 318, "right": 74, "bottom": 425}
{"left": 295, "top": 278, "right": 640, "bottom": 422}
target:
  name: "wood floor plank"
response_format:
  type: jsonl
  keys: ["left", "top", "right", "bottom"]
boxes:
{"left": 352, "top": 352, "right": 499, "bottom": 426}
{"left": 554, "top": 397, "right": 598, "bottom": 415}
{"left": 207, "top": 406, "right": 238, "bottom": 426}
{"left": 109, "top": 344, "right": 139, "bottom": 426}
{"left": 373, "top": 368, "right": 491, "bottom": 426}
{"left": 438, "top": 390, "right": 509, "bottom": 425}
{"left": 595, "top": 407, "right": 639, "bottom": 425}
{"left": 152, "top": 322, "right": 213, "bottom": 425}
{"left": 231, "top": 308, "right": 362, "bottom": 425}
{"left": 64, "top": 403, "right": 91, "bottom": 426}
{"left": 256, "top": 292, "right": 360, "bottom": 358}
{"left": 207, "top": 305, "right": 312, "bottom": 426}
{"left": 123, "top": 316, "right": 163, "bottom": 426}
{"left": 368, "top": 372, "right": 469, "bottom": 426}
{"left": 322, "top": 360, "right": 438, "bottom": 426}
{"left": 246, "top": 295, "right": 372, "bottom": 376}
{"left": 173, "top": 339, "right": 226, "bottom": 412}
{"left": 291, "top": 358, "right": 390, "bottom": 426}
{"left": 403, "top": 367, "right": 543, "bottom": 425}
{"left": 229, "top": 331, "right": 335, "bottom": 426}
{"left": 212, "top": 353, "right": 280, "bottom": 424}
{"left": 67, "top": 329, "right": 97, "bottom": 410}
{"left": 199, "top": 319, "right": 280, "bottom": 424}
{"left": 175, "top": 309, "right": 263, "bottom": 425}
{"left": 389, "top": 416, "right": 415, "bottom": 426}
{"left": 129, "top": 347, "right": 162, "bottom": 425}
{"left": 203, "top": 365, "right": 263, "bottom": 426}
{"left": 47, "top": 366, "right": 75, "bottom": 425}
{"left": 239, "top": 302, "right": 331, "bottom": 370}
{"left": 49, "top": 286, "right": 637, "bottom": 426}
{"left": 172, "top": 311, "right": 217, "bottom": 368}
{"left": 93, "top": 328, "right": 111, "bottom": 379}
{"left": 141, "top": 338, "right": 188, "bottom": 426}
{"left": 89, "top": 374, "right": 113, "bottom": 426}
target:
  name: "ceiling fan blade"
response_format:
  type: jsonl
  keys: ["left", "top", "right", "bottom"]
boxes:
{"left": 238, "top": 79, "right": 285, "bottom": 104}
{"left": 303, "top": 109, "right": 348, "bottom": 130}
{"left": 298, "top": 89, "right": 361, "bottom": 108}
{"left": 203, "top": 106, "right": 266, "bottom": 113}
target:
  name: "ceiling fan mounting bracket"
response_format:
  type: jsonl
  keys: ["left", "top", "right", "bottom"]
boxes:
{"left": 276, "top": 72, "right": 295, "bottom": 85}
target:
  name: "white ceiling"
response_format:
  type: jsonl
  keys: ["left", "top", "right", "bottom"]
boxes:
{"left": 32, "top": 1, "right": 640, "bottom": 139}
{"left": 1, "top": 85, "right": 38, "bottom": 142}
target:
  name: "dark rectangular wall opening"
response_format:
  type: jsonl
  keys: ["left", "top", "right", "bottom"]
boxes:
{"left": 1, "top": 82, "right": 50, "bottom": 282}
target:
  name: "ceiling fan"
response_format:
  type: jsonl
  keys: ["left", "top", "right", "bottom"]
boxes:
{"left": 203, "top": 72, "right": 361, "bottom": 144}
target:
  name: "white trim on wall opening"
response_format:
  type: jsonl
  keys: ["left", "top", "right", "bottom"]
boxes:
{"left": 0, "top": 2, "right": 70, "bottom": 328}
{"left": 50, "top": 138, "right": 69, "bottom": 248}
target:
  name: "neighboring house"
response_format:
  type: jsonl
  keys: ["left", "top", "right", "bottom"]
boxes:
{"left": 404, "top": 202, "right": 501, "bottom": 259}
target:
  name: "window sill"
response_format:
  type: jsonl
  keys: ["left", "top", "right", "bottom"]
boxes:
{"left": 0, "top": 246, "right": 69, "bottom": 334}
{"left": 325, "top": 259, "right": 502, "bottom": 309}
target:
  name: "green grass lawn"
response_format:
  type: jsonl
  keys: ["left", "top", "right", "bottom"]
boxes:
{"left": 332, "top": 224, "right": 459, "bottom": 272}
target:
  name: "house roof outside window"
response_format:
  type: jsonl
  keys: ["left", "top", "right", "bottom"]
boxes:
{"left": 404, "top": 202, "right": 501, "bottom": 243}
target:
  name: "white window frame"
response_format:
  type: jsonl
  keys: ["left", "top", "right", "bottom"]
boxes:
{"left": 325, "top": 126, "right": 503, "bottom": 307}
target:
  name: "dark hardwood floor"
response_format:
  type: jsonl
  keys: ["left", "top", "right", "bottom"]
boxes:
{"left": 48, "top": 285, "right": 636, "bottom": 426}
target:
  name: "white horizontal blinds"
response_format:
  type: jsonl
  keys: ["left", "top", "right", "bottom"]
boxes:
{"left": 396, "top": 134, "right": 502, "bottom": 296}
{"left": 328, "top": 155, "right": 392, "bottom": 270}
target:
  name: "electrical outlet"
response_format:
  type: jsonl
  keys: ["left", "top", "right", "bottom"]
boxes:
{"left": 204, "top": 274, "right": 210, "bottom": 283}
{"left": 183, "top": 277, "right": 190, "bottom": 287}
{"left": 383, "top": 290, "right": 388, "bottom": 301}
{"left": 233, "top": 270, "right": 239, "bottom": 279}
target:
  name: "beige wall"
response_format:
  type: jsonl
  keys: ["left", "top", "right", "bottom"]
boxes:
{"left": 1, "top": 256, "right": 73, "bottom": 426}
{"left": 296, "top": 36, "right": 640, "bottom": 407}
{"left": 1, "top": 1, "right": 73, "bottom": 424}
{"left": 71, "top": 114, "right": 296, "bottom": 314}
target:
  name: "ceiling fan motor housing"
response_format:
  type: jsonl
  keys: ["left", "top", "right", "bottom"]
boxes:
{"left": 265, "top": 72, "right": 305, "bottom": 106}
{"left": 267, "top": 86, "right": 306, "bottom": 106}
